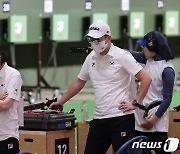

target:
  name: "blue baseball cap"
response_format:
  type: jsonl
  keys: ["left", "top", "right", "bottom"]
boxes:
{"left": 137, "top": 38, "right": 147, "bottom": 46}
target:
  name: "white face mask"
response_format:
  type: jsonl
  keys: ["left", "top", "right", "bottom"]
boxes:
{"left": 90, "top": 40, "right": 108, "bottom": 54}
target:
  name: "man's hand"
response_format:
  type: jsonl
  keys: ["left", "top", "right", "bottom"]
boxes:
{"left": 1, "top": 92, "right": 8, "bottom": 101}
{"left": 141, "top": 115, "right": 159, "bottom": 130}
{"left": 49, "top": 100, "right": 63, "bottom": 111}
{"left": 49, "top": 101, "right": 60, "bottom": 108}
{"left": 119, "top": 101, "right": 137, "bottom": 112}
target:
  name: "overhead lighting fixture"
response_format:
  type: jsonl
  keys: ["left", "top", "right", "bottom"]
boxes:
{"left": 44, "top": 0, "right": 53, "bottom": 13}
{"left": 157, "top": 0, "right": 164, "bottom": 9}
{"left": 85, "top": 0, "right": 92, "bottom": 11}
{"left": 2, "top": 2, "right": 10, "bottom": 13}
{"left": 121, "top": 0, "right": 129, "bottom": 11}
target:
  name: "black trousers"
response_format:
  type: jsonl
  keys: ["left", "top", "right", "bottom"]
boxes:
{"left": 84, "top": 114, "right": 135, "bottom": 154}
{"left": 0, "top": 137, "right": 20, "bottom": 154}
{"left": 135, "top": 130, "right": 170, "bottom": 154}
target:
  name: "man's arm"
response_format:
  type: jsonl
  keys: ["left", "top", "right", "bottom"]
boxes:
{"left": 0, "top": 98, "right": 14, "bottom": 111}
{"left": 119, "top": 69, "right": 151, "bottom": 112}
{"left": 134, "top": 69, "right": 152, "bottom": 103}
{"left": 0, "top": 92, "right": 8, "bottom": 101}
{"left": 50, "top": 78, "right": 87, "bottom": 107}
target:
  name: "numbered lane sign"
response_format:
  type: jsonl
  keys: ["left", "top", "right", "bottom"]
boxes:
{"left": 129, "top": 12, "right": 145, "bottom": 38}
{"left": 51, "top": 14, "right": 69, "bottom": 41}
{"left": 165, "top": 11, "right": 179, "bottom": 36}
{"left": 9, "top": 15, "right": 27, "bottom": 43}
{"left": 55, "top": 138, "right": 69, "bottom": 154}
{"left": 92, "top": 13, "right": 108, "bottom": 23}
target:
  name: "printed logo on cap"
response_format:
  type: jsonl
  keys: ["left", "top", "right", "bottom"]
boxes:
{"left": 89, "top": 27, "right": 100, "bottom": 31}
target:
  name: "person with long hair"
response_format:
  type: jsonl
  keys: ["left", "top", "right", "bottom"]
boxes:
{"left": 119, "top": 31, "right": 175, "bottom": 154}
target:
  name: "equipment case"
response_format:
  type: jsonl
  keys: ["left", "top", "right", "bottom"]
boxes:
{"left": 20, "top": 110, "right": 76, "bottom": 131}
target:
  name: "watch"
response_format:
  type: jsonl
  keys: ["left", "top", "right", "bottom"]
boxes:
{"left": 132, "top": 100, "right": 140, "bottom": 107}
{"left": 132, "top": 100, "right": 145, "bottom": 110}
